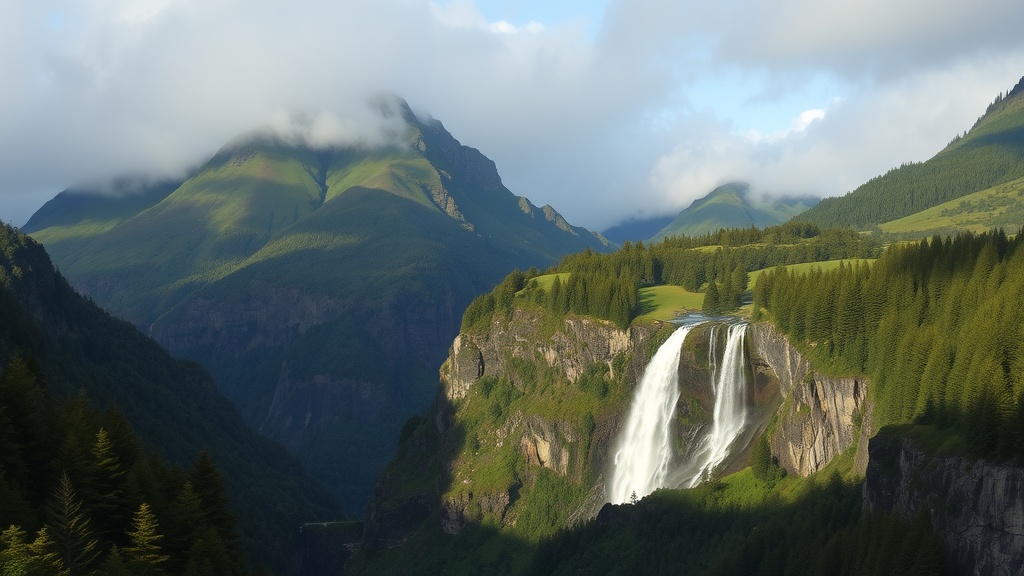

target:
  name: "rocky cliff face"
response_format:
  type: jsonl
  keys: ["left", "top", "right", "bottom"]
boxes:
{"left": 441, "top": 310, "right": 637, "bottom": 403}
{"left": 749, "top": 322, "right": 872, "bottom": 476}
{"left": 365, "top": 316, "right": 873, "bottom": 552}
{"left": 365, "top": 310, "right": 666, "bottom": 548}
{"left": 865, "top": 430, "right": 1024, "bottom": 576}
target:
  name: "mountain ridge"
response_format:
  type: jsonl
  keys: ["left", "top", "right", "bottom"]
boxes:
{"left": 25, "top": 97, "right": 614, "bottom": 513}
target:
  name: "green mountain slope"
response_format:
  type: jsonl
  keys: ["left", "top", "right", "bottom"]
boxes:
{"left": 0, "top": 223, "right": 340, "bottom": 572}
{"left": 24, "top": 98, "right": 612, "bottom": 513}
{"left": 878, "top": 176, "right": 1024, "bottom": 236}
{"left": 652, "top": 182, "right": 817, "bottom": 241}
{"left": 799, "top": 76, "right": 1024, "bottom": 229}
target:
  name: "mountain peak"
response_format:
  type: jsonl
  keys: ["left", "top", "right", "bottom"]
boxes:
{"left": 652, "top": 182, "right": 815, "bottom": 240}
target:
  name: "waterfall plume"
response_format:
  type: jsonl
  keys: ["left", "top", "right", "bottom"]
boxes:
{"left": 607, "top": 320, "right": 750, "bottom": 504}
{"left": 607, "top": 324, "right": 696, "bottom": 504}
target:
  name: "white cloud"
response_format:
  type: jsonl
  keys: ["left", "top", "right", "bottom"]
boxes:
{"left": 2, "top": 0, "right": 1024, "bottom": 230}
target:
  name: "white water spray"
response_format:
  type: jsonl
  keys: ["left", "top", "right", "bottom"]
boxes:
{"left": 607, "top": 321, "right": 750, "bottom": 504}
{"left": 607, "top": 324, "right": 696, "bottom": 504}
{"left": 684, "top": 323, "right": 748, "bottom": 487}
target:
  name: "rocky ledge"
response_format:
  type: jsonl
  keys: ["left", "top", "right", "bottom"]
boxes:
{"left": 864, "top": 429, "right": 1024, "bottom": 576}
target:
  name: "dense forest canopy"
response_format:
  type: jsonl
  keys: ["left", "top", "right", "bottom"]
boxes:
{"left": 755, "top": 229, "right": 1024, "bottom": 458}
{"left": 0, "top": 222, "right": 340, "bottom": 573}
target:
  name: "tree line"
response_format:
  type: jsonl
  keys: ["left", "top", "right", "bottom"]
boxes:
{"left": 462, "top": 223, "right": 877, "bottom": 331}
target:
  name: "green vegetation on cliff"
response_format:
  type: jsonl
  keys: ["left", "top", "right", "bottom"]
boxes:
{"left": 756, "top": 229, "right": 1024, "bottom": 459}
{"left": 356, "top": 220, "right": 953, "bottom": 575}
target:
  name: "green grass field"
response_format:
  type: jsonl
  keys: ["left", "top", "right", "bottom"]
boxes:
{"left": 635, "top": 284, "right": 705, "bottom": 321}
{"left": 878, "top": 176, "right": 1024, "bottom": 236}
{"left": 531, "top": 272, "right": 570, "bottom": 291}
{"left": 748, "top": 258, "right": 877, "bottom": 288}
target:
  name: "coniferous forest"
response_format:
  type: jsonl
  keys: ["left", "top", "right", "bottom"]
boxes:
{"left": 755, "top": 229, "right": 1024, "bottom": 457}
{"left": 0, "top": 223, "right": 339, "bottom": 574}
{"left": 0, "top": 355, "right": 248, "bottom": 575}
{"left": 461, "top": 223, "right": 877, "bottom": 331}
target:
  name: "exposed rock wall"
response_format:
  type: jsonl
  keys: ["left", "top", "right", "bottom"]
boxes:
{"left": 748, "top": 322, "right": 871, "bottom": 476}
{"left": 865, "top": 431, "right": 1024, "bottom": 576}
{"left": 367, "top": 310, "right": 664, "bottom": 546}
{"left": 440, "top": 309, "right": 641, "bottom": 402}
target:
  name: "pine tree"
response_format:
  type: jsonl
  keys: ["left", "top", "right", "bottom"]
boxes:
{"left": 0, "top": 524, "right": 32, "bottom": 576}
{"left": 123, "top": 503, "right": 168, "bottom": 569}
{"left": 703, "top": 281, "right": 721, "bottom": 315}
{"left": 97, "top": 546, "right": 132, "bottom": 576}
{"left": 27, "top": 527, "right": 67, "bottom": 576}
{"left": 89, "top": 428, "right": 130, "bottom": 542}
{"left": 190, "top": 452, "right": 244, "bottom": 573}
{"left": 45, "top": 472, "right": 100, "bottom": 576}
{"left": 0, "top": 525, "right": 67, "bottom": 576}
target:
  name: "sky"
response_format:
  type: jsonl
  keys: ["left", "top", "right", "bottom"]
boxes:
{"left": 3, "top": 0, "right": 1024, "bottom": 231}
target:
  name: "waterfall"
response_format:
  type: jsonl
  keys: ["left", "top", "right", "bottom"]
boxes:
{"left": 607, "top": 321, "right": 750, "bottom": 504}
{"left": 683, "top": 322, "right": 748, "bottom": 487}
{"left": 607, "top": 324, "right": 696, "bottom": 505}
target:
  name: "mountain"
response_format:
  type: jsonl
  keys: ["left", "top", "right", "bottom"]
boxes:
{"left": 651, "top": 182, "right": 817, "bottom": 241}
{"left": 0, "top": 222, "right": 340, "bottom": 571}
{"left": 601, "top": 214, "right": 675, "bottom": 244}
{"left": 798, "top": 76, "right": 1024, "bottom": 231}
{"left": 24, "top": 97, "right": 612, "bottom": 513}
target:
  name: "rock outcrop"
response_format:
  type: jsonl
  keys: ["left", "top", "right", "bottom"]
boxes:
{"left": 365, "top": 310, "right": 666, "bottom": 548}
{"left": 441, "top": 309, "right": 638, "bottom": 402}
{"left": 865, "top": 430, "right": 1024, "bottom": 576}
{"left": 748, "top": 322, "right": 871, "bottom": 476}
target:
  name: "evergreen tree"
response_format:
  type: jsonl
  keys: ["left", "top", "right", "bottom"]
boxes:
{"left": 45, "top": 472, "right": 100, "bottom": 576}
{"left": 27, "top": 527, "right": 66, "bottom": 576}
{"left": 96, "top": 546, "right": 131, "bottom": 576}
{"left": 0, "top": 524, "right": 33, "bottom": 576}
{"left": 123, "top": 503, "right": 168, "bottom": 570}
{"left": 89, "top": 428, "right": 130, "bottom": 543}
{"left": 703, "top": 281, "right": 721, "bottom": 314}
{"left": 0, "top": 525, "right": 67, "bottom": 576}
{"left": 732, "top": 263, "right": 749, "bottom": 294}
{"left": 189, "top": 452, "right": 244, "bottom": 573}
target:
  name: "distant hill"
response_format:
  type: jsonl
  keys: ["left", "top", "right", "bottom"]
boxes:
{"left": 798, "top": 76, "right": 1024, "bottom": 230}
{"left": 24, "top": 97, "right": 612, "bottom": 513}
{"left": 602, "top": 215, "right": 675, "bottom": 244}
{"left": 0, "top": 223, "right": 340, "bottom": 571}
{"left": 651, "top": 182, "right": 817, "bottom": 241}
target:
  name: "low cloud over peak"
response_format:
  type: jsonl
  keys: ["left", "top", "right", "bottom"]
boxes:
{"left": 2, "top": 0, "right": 1024, "bottom": 230}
